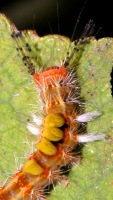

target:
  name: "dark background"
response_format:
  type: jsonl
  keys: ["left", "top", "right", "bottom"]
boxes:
{"left": 0, "top": 0, "right": 113, "bottom": 40}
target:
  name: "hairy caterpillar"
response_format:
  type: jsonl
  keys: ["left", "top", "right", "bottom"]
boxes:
{"left": 0, "top": 13, "right": 113, "bottom": 200}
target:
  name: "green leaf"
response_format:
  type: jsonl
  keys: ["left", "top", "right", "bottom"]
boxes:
{"left": 48, "top": 38, "right": 113, "bottom": 200}
{"left": 0, "top": 14, "right": 40, "bottom": 182}
{"left": 0, "top": 14, "right": 113, "bottom": 200}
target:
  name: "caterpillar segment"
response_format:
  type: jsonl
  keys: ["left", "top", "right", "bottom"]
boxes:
{"left": 0, "top": 65, "right": 105, "bottom": 200}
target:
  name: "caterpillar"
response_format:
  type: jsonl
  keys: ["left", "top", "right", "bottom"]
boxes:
{"left": 0, "top": 14, "right": 112, "bottom": 200}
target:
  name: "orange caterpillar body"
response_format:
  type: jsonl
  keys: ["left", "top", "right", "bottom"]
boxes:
{"left": 0, "top": 64, "right": 105, "bottom": 200}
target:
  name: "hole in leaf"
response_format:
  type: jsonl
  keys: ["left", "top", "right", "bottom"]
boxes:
{"left": 111, "top": 68, "right": 113, "bottom": 96}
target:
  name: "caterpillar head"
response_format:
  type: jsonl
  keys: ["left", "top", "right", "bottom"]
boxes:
{"left": 33, "top": 66, "right": 67, "bottom": 87}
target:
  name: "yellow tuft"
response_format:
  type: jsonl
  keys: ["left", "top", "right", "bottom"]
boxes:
{"left": 43, "top": 127, "right": 63, "bottom": 141}
{"left": 23, "top": 159, "right": 44, "bottom": 175}
{"left": 37, "top": 138, "right": 57, "bottom": 156}
{"left": 45, "top": 113, "right": 65, "bottom": 127}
